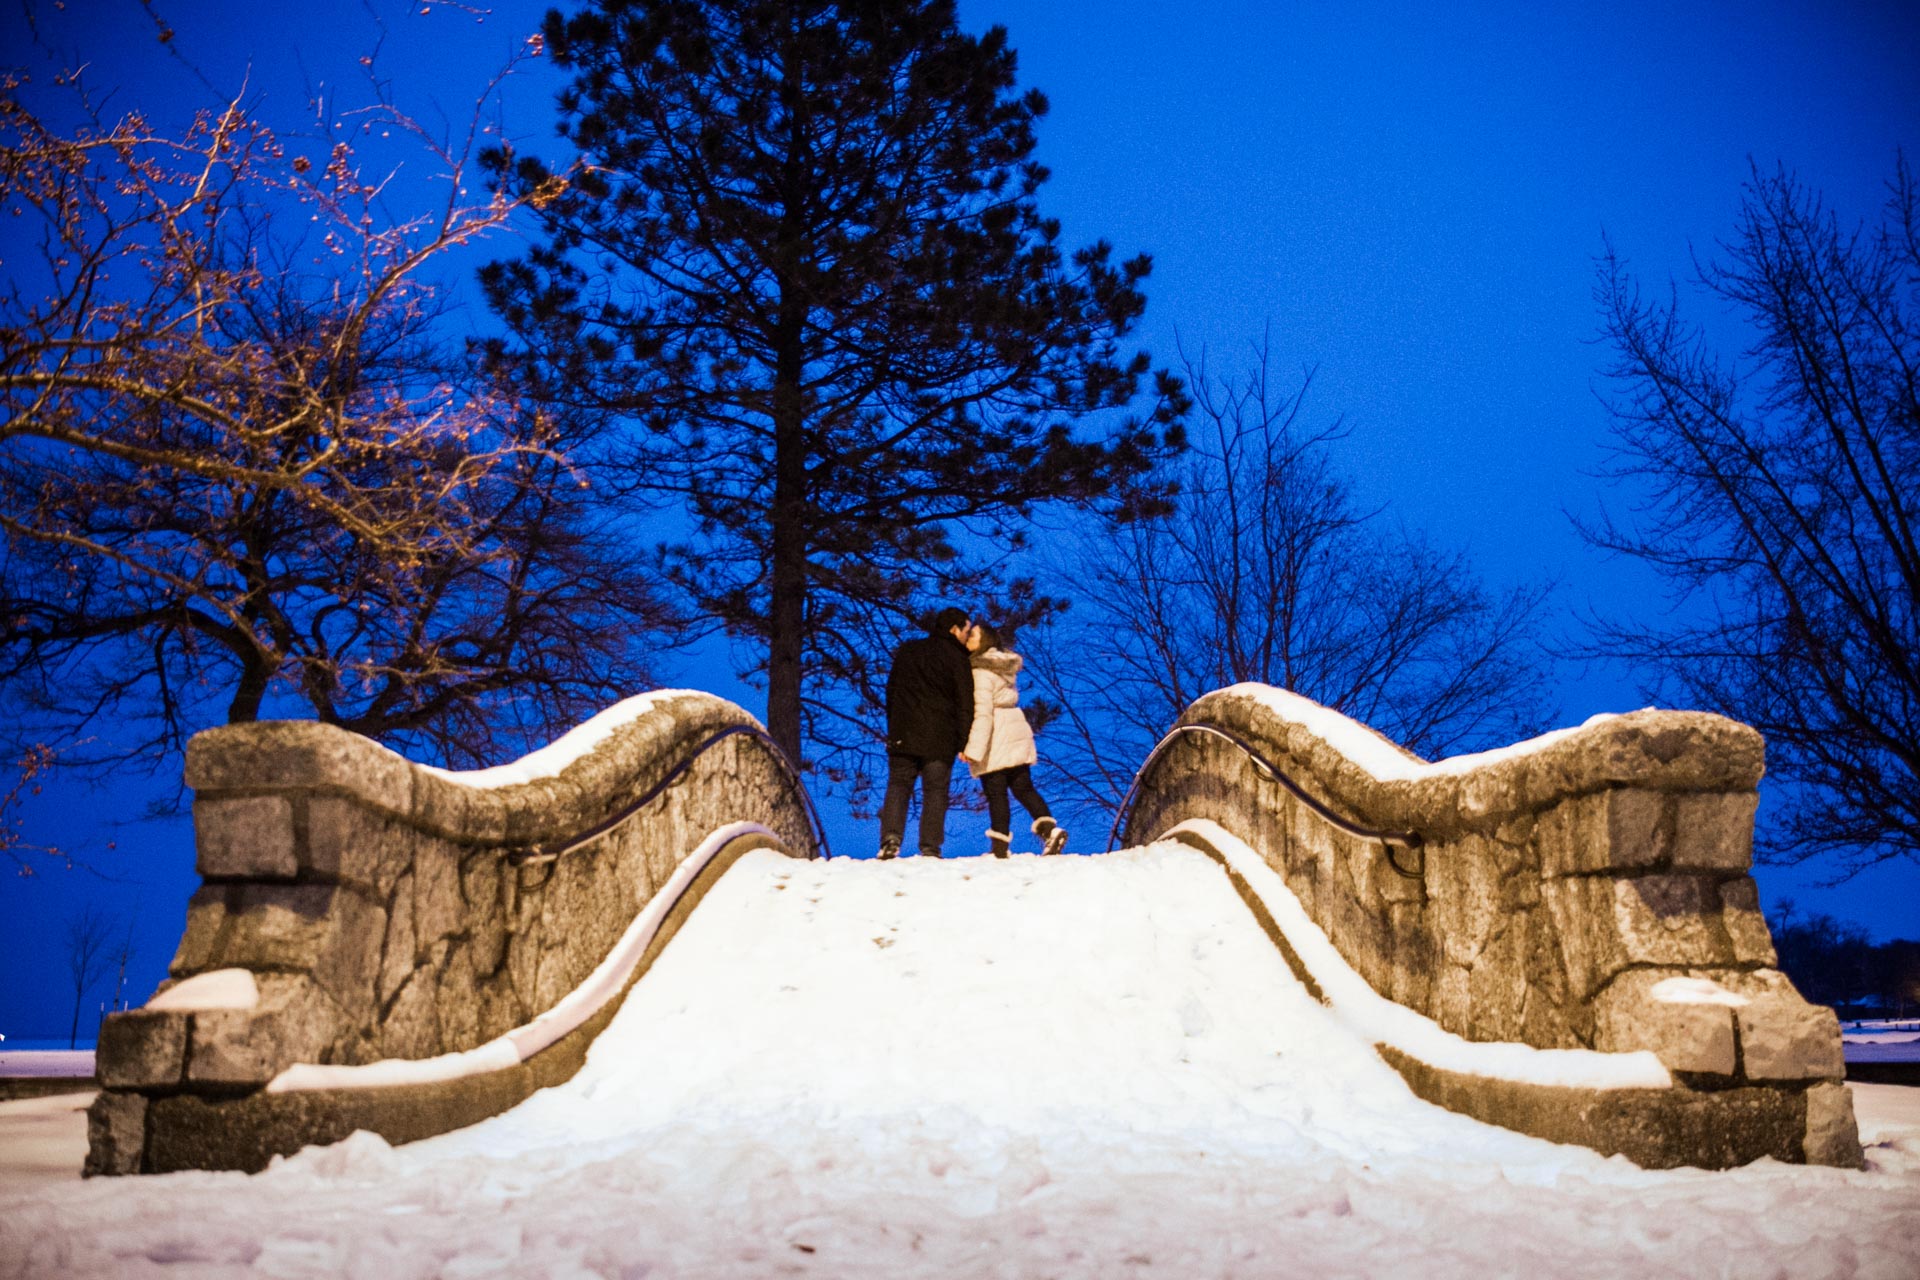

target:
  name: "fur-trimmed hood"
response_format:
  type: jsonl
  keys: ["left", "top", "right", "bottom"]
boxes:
{"left": 970, "top": 647, "right": 1023, "bottom": 677}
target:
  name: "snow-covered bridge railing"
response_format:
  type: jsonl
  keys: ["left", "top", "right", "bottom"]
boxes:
{"left": 86, "top": 692, "right": 819, "bottom": 1175}
{"left": 1119, "top": 684, "right": 1862, "bottom": 1170}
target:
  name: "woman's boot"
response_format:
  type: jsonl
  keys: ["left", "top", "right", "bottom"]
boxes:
{"left": 1032, "top": 816, "right": 1067, "bottom": 856}
{"left": 986, "top": 829, "right": 1011, "bottom": 859}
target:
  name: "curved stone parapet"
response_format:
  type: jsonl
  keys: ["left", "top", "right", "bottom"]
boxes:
{"left": 87, "top": 691, "right": 818, "bottom": 1175}
{"left": 1121, "top": 683, "right": 1861, "bottom": 1170}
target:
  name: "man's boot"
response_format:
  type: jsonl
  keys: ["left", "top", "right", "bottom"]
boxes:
{"left": 1033, "top": 816, "right": 1067, "bottom": 856}
{"left": 877, "top": 835, "right": 900, "bottom": 861}
{"left": 919, "top": 845, "right": 943, "bottom": 859}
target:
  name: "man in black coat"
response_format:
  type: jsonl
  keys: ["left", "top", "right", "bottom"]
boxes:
{"left": 877, "top": 605, "right": 975, "bottom": 859}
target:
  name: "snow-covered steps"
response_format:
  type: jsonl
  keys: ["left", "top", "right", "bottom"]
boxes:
{"left": 442, "top": 843, "right": 1455, "bottom": 1149}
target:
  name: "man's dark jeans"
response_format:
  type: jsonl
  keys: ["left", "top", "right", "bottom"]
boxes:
{"left": 879, "top": 752, "right": 953, "bottom": 855}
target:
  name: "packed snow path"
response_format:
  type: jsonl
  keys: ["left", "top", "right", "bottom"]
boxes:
{"left": 6, "top": 844, "right": 1920, "bottom": 1278}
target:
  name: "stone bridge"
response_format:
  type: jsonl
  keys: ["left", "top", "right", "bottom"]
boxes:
{"left": 85, "top": 685, "right": 1860, "bottom": 1175}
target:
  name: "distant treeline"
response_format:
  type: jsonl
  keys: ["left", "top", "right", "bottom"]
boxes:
{"left": 1771, "top": 905, "right": 1920, "bottom": 1017}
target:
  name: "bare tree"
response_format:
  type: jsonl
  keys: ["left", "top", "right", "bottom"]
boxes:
{"left": 0, "top": 42, "right": 679, "bottom": 771}
{"left": 64, "top": 904, "right": 111, "bottom": 1048}
{"left": 1, "top": 745, "right": 63, "bottom": 877}
{"left": 1028, "top": 338, "right": 1554, "bottom": 821}
{"left": 1582, "top": 159, "right": 1920, "bottom": 876}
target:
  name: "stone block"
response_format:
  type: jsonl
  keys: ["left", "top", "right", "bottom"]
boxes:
{"left": 216, "top": 882, "right": 340, "bottom": 970}
{"left": 478, "top": 975, "right": 527, "bottom": 1041}
{"left": 1530, "top": 799, "right": 1573, "bottom": 874}
{"left": 1802, "top": 1081, "right": 1865, "bottom": 1169}
{"left": 1428, "top": 835, "right": 1501, "bottom": 968}
{"left": 529, "top": 931, "right": 579, "bottom": 1015}
{"left": 1454, "top": 764, "right": 1517, "bottom": 822}
{"left": 379, "top": 969, "right": 441, "bottom": 1060}
{"left": 186, "top": 720, "right": 412, "bottom": 815}
{"left": 312, "top": 893, "right": 386, "bottom": 1025}
{"left": 1378, "top": 848, "right": 1428, "bottom": 903}
{"left": 1540, "top": 874, "right": 1621, "bottom": 1000}
{"left": 378, "top": 871, "right": 416, "bottom": 1006}
{"left": 1591, "top": 970, "right": 1737, "bottom": 1076}
{"left": 1612, "top": 874, "right": 1734, "bottom": 968}
{"left": 465, "top": 858, "right": 509, "bottom": 979}
{"left": 1604, "top": 789, "right": 1672, "bottom": 870}
{"left": 306, "top": 795, "right": 414, "bottom": 896}
{"left": 194, "top": 795, "right": 298, "bottom": 879}
{"left": 1379, "top": 1043, "right": 1803, "bottom": 1170}
{"left": 602, "top": 824, "right": 651, "bottom": 904}
{"left": 1670, "top": 792, "right": 1757, "bottom": 871}
{"left": 187, "top": 975, "right": 339, "bottom": 1085}
{"left": 506, "top": 917, "right": 545, "bottom": 1013}
{"left": 409, "top": 773, "right": 511, "bottom": 844}
{"left": 413, "top": 834, "right": 464, "bottom": 946}
{"left": 83, "top": 1090, "right": 148, "bottom": 1177}
{"left": 1718, "top": 877, "right": 1777, "bottom": 966}
{"left": 1465, "top": 918, "right": 1528, "bottom": 1042}
{"left": 218, "top": 882, "right": 384, "bottom": 1024}
{"left": 1521, "top": 907, "right": 1571, "bottom": 1006}
{"left": 1387, "top": 900, "right": 1435, "bottom": 1010}
{"left": 1517, "top": 983, "right": 1581, "bottom": 1051}
{"left": 435, "top": 941, "right": 481, "bottom": 1052}
{"left": 502, "top": 778, "right": 572, "bottom": 847}
{"left": 1540, "top": 790, "right": 1671, "bottom": 877}
{"left": 1728, "top": 969, "right": 1846, "bottom": 1081}
{"left": 96, "top": 1010, "right": 189, "bottom": 1089}
{"left": 168, "top": 885, "right": 232, "bottom": 977}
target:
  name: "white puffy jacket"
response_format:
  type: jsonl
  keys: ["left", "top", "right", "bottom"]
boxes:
{"left": 964, "top": 648, "right": 1038, "bottom": 776}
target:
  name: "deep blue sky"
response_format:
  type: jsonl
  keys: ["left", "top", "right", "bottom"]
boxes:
{"left": 3, "top": 0, "right": 1917, "bottom": 1039}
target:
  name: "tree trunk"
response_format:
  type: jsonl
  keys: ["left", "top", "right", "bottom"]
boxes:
{"left": 765, "top": 328, "right": 809, "bottom": 765}
{"left": 765, "top": 35, "right": 809, "bottom": 768}
{"left": 767, "top": 451, "right": 807, "bottom": 764}
{"left": 228, "top": 656, "right": 269, "bottom": 723}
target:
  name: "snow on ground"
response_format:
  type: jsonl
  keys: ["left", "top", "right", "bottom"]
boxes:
{"left": 1845, "top": 1024, "right": 1920, "bottom": 1065}
{"left": 0, "top": 1093, "right": 92, "bottom": 1192}
{"left": 3, "top": 843, "right": 1918, "bottom": 1279}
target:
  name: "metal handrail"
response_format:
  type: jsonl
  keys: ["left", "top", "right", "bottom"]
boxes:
{"left": 504, "top": 724, "right": 832, "bottom": 867}
{"left": 1106, "top": 721, "right": 1426, "bottom": 878}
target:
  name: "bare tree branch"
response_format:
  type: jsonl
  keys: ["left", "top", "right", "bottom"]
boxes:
{"left": 1578, "top": 158, "right": 1920, "bottom": 877}
{"left": 1030, "top": 336, "right": 1555, "bottom": 824}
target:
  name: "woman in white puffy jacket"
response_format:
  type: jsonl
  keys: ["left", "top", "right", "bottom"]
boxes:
{"left": 962, "top": 621, "right": 1066, "bottom": 858}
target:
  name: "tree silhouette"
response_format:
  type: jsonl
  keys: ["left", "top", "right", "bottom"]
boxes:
{"left": 1584, "top": 160, "right": 1920, "bottom": 876}
{"left": 64, "top": 904, "right": 111, "bottom": 1048}
{"left": 1028, "top": 339, "right": 1553, "bottom": 820}
{"left": 482, "top": 0, "right": 1185, "bottom": 769}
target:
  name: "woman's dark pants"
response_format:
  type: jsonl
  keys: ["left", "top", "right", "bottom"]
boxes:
{"left": 979, "top": 764, "right": 1051, "bottom": 844}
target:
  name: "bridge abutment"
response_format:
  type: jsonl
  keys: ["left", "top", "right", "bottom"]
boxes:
{"left": 87, "top": 693, "right": 817, "bottom": 1175}
{"left": 1123, "top": 685, "right": 1861, "bottom": 1169}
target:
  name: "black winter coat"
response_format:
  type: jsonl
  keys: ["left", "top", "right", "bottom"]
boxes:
{"left": 885, "top": 631, "right": 975, "bottom": 759}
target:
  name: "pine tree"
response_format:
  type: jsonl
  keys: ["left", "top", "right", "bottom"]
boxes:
{"left": 482, "top": 0, "right": 1185, "bottom": 767}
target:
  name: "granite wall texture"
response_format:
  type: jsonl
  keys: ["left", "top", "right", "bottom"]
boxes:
{"left": 87, "top": 693, "right": 816, "bottom": 1175}
{"left": 1124, "top": 687, "right": 1861, "bottom": 1169}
